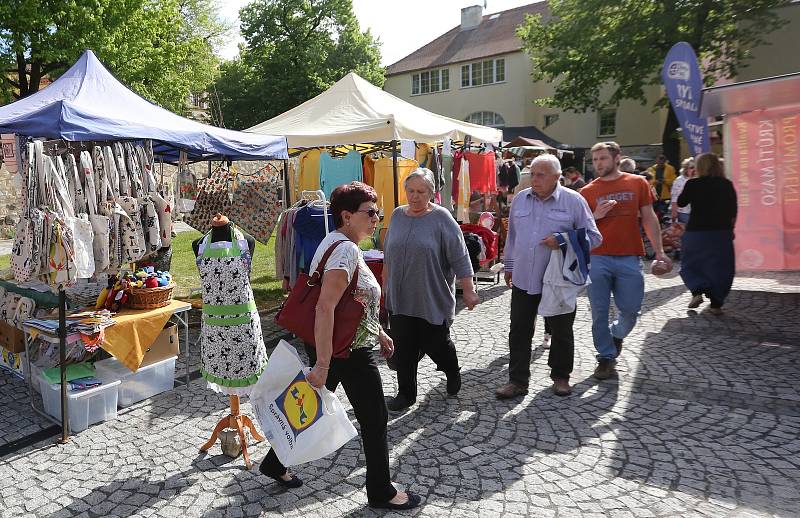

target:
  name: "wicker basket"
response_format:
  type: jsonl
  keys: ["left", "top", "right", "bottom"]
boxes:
{"left": 127, "top": 282, "right": 176, "bottom": 310}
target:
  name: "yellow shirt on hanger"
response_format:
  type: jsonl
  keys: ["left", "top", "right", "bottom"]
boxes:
{"left": 373, "top": 157, "right": 418, "bottom": 227}
{"left": 298, "top": 149, "right": 321, "bottom": 192}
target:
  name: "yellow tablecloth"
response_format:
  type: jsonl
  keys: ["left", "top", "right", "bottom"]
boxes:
{"left": 100, "top": 300, "right": 190, "bottom": 372}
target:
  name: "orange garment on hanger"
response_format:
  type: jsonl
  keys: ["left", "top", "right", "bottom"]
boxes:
{"left": 298, "top": 149, "right": 321, "bottom": 192}
{"left": 373, "top": 157, "right": 418, "bottom": 227}
{"left": 363, "top": 155, "right": 376, "bottom": 187}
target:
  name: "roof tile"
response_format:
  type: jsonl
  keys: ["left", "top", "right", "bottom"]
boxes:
{"left": 386, "top": 2, "right": 549, "bottom": 76}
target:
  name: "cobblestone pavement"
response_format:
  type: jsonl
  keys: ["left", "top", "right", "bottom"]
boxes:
{"left": 1, "top": 267, "right": 799, "bottom": 517}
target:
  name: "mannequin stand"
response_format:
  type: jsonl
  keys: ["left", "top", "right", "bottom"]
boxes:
{"left": 200, "top": 395, "right": 265, "bottom": 469}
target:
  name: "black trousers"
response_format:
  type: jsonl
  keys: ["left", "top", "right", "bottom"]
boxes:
{"left": 508, "top": 286, "right": 576, "bottom": 385}
{"left": 390, "top": 314, "right": 460, "bottom": 402}
{"left": 260, "top": 347, "right": 396, "bottom": 504}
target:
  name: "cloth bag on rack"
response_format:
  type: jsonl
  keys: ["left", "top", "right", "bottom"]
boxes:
{"left": 125, "top": 142, "right": 160, "bottom": 256}
{"left": 11, "top": 141, "right": 45, "bottom": 283}
{"left": 137, "top": 143, "right": 172, "bottom": 247}
{"left": 54, "top": 155, "right": 95, "bottom": 279}
{"left": 250, "top": 340, "right": 357, "bottom": 467}
{"left": 104, "top": 145, "right": 145, "bottom": 265}
{"left": 84, "top": 150, "right": 112, "bottom": 272}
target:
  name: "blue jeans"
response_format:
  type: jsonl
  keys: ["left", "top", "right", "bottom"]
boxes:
{"left": 587, "top": 255, "right": 644, "bottom": 361}
{"left": 677, "top": 212, "right": 690, "bottom": 224}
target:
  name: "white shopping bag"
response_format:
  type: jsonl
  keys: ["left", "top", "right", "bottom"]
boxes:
{"left": 251, "top": 340, "right": 357, "bottom": 467}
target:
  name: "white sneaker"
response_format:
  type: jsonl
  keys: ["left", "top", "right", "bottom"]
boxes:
{"left": 542, "top": 333, "right": 551, "bottom": 349}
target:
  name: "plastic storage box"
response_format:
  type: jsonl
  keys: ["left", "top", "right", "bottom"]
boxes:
{"left": 94, "top": 356, "right": 176, "bottom": 408}
{"left": 37, "top": 374, "right": 120, "bottom": 432}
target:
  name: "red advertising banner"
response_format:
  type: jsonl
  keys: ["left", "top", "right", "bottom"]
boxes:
{"left": 727, "top": 105, "right": 800, "bottom": 270}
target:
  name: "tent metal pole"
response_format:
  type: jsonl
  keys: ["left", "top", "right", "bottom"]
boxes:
{"left": 391, "top": 140, "right": 399, "bottom": 209}
{"left": 282, "top": 160, "right": 290, "bottom": 207}
{"left": 58, "top": 288, "right": 69, "bottom": 443}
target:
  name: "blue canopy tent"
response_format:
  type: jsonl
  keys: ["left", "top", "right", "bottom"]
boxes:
{"left": 0, "top": 50, "right": 287, "bottom": 161}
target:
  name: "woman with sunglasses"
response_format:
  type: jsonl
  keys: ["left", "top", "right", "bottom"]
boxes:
{"left": 383, "top": 168, "right": 480, "bottom": 413}
{"left": 259, "top": 181, "right": 421, "bottom": 511}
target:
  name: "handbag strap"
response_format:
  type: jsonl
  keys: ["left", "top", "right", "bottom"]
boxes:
{"left": 81, "top": 151, "right": 99, "bottom": 216}
{"left": 52, "top": 155, "right": 76, "bottom": 218}
{"left": 103, "top": 146, "right": 120, "bottom": 200}
{"left": 312, "top": 240, "right": 360, "bottom": 292}
{"left": 67, "top": 153, "right": 87, "bottom": 214}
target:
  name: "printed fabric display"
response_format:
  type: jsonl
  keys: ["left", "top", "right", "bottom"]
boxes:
{"left": 185, "top": 165, "right": 282, "bottom": 245}
{"left": 229, "top": 165, "right": 283, "bottom": 244}
{"left": 196, "top": 226, "right": 268, "bottom": 395}
{"left": 183, "top": 168, "right": 233, "bottom": 233}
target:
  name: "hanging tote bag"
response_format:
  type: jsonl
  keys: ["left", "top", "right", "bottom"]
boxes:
{"left": 250, "top": 340, "right": 357, "bottom": 467}
{"left": 274, "top": 241, "right": 366, "bottom": 359}
{"left": 54, "top": 155, "right": 95, "bottom": 279}
{"left": 11, "top": 141, "right": 43, "bottom": 283}
{"left": 137, "top": 144, "right": 172, "bottom": 248}
{"left": 83, "top": 150, "right": 111, "bottom": 273}
{"left": 104, "top": 146, "right": 145, "bottom": 266}
{"left": 125, "top": 143, "right": 160, "bottom": 255}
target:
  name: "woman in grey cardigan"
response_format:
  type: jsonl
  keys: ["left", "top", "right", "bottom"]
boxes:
{"left": 383, "top": 168, "right": 480, "bottom": 412}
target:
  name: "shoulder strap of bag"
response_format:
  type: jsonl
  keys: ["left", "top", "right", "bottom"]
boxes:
{"left": 52, "top": 156, "right": 75, "bottom": 218}
{"left": 103, "top": 146, "right": 120, "bottom": 200}
{"left": 312, "top": 240, "right": 360, "bottom": 290}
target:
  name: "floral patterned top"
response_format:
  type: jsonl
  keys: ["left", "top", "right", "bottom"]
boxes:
{"left": 309, "top": 231, "right": 381, "bottom": 350}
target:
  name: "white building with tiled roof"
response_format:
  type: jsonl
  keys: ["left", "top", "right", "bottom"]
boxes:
{"left": 384, "top": 2, "right": 800, "bottom": 152}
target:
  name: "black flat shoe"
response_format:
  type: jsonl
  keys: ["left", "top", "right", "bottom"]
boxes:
{"left": 369, "top": 491, "right": 422, "bottom": 510}
{"left": 386, "top": 395, "right": 413, "bottom": 412}
{"left": 267, "top": 473, "right": 303, "bottom": 488}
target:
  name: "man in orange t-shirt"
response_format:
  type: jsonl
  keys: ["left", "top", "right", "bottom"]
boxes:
{"left": 580, "top": 142, "right": 671, "bottom": 380}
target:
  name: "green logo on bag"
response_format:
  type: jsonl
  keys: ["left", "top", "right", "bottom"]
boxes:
{"left": 275, "top": 371, "right": 323, "bottom": 437}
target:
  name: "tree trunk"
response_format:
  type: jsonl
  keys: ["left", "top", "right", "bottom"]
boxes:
{"left": 662, "top": 103, "right": 681, "bottom": 166}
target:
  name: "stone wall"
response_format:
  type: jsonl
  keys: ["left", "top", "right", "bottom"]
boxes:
{"left": 0, "top": 163, "right": 21, "bottom": 236}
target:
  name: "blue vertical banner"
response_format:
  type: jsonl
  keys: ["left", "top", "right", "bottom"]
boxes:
{"left": 662, "top": 42, "right": 710, "bottom": 156}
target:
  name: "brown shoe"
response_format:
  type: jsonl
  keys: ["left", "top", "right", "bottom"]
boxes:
{"left": 552, "top": 379, "right": 572, "bottom": 396}
{"left": 495, "top": 382, "right": 528, "bottom": 399}
{"left": 688, "top": 294, "right": 703, "bottom": 309}
{"left": 593, "top": 360, "right": 617, "bottom": 380}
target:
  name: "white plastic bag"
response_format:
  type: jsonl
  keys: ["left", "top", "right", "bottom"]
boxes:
{"left": 251, "top": 340, "right": 357, "bottom": 467}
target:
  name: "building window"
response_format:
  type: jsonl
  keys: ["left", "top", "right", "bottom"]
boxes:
{"left": 411, "top": 68, "right": 450, "bottom": 95}
{"left": 460, "top": 58, "right": 506, "bottom": 88}
{"left": 598, "top": 109, "right": 617, "bottom": 136}
{"left": 465, "top": 111, "right": 505, "bottom": 127}
{"left": 544, "top": 114, "right": 559, "bottom": 127}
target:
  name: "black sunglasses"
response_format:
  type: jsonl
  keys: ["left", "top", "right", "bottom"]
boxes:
{"left": 356, "top": 208, "right": 383, "bottom": 220}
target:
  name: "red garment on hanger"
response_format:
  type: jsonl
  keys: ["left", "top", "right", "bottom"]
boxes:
{"left": 465, "top": 152, "right": 497, "bottom": 193}
{"left": 459, "top": 223, "right": 498, "bottom": 264}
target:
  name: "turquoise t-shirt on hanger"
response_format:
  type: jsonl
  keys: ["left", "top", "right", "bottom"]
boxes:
{"left": 319, "top": 150, "right": 363, "bottom": 198}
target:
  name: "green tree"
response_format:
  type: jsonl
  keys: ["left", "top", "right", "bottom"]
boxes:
{"left": 212, "top": 0, "right": 384, "bottom": 130}
{"left": 0, "top": 0, "right": 228, "bottom": 114}
{"left": 517, "top": 0, "right": 790, "bottom": 162}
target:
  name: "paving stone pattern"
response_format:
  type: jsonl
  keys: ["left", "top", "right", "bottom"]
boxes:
{"left": 1, "top": 267, "right": 799, "bottom": 517}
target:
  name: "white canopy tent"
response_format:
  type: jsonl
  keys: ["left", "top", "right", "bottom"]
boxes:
{"left": 246, "top": 72, "right": 503, "bottom": 147}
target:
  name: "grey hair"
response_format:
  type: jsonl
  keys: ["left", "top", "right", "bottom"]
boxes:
{"left": 619, "top": 158, "right": 637, "bottom": 173}
{"left": 530, "top": 153, "right": 561, "bottom": 175}
{"left": 404, "top": 168, "right": 436, "bottom": 194}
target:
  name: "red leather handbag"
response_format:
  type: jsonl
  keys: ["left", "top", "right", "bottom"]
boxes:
{"left": 275, "top": 241, "right": 365, "bottom": 358}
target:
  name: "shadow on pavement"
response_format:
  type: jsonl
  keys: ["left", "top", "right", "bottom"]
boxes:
{"left": 611, "top": 289, "right": 800, "bottom": 516}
